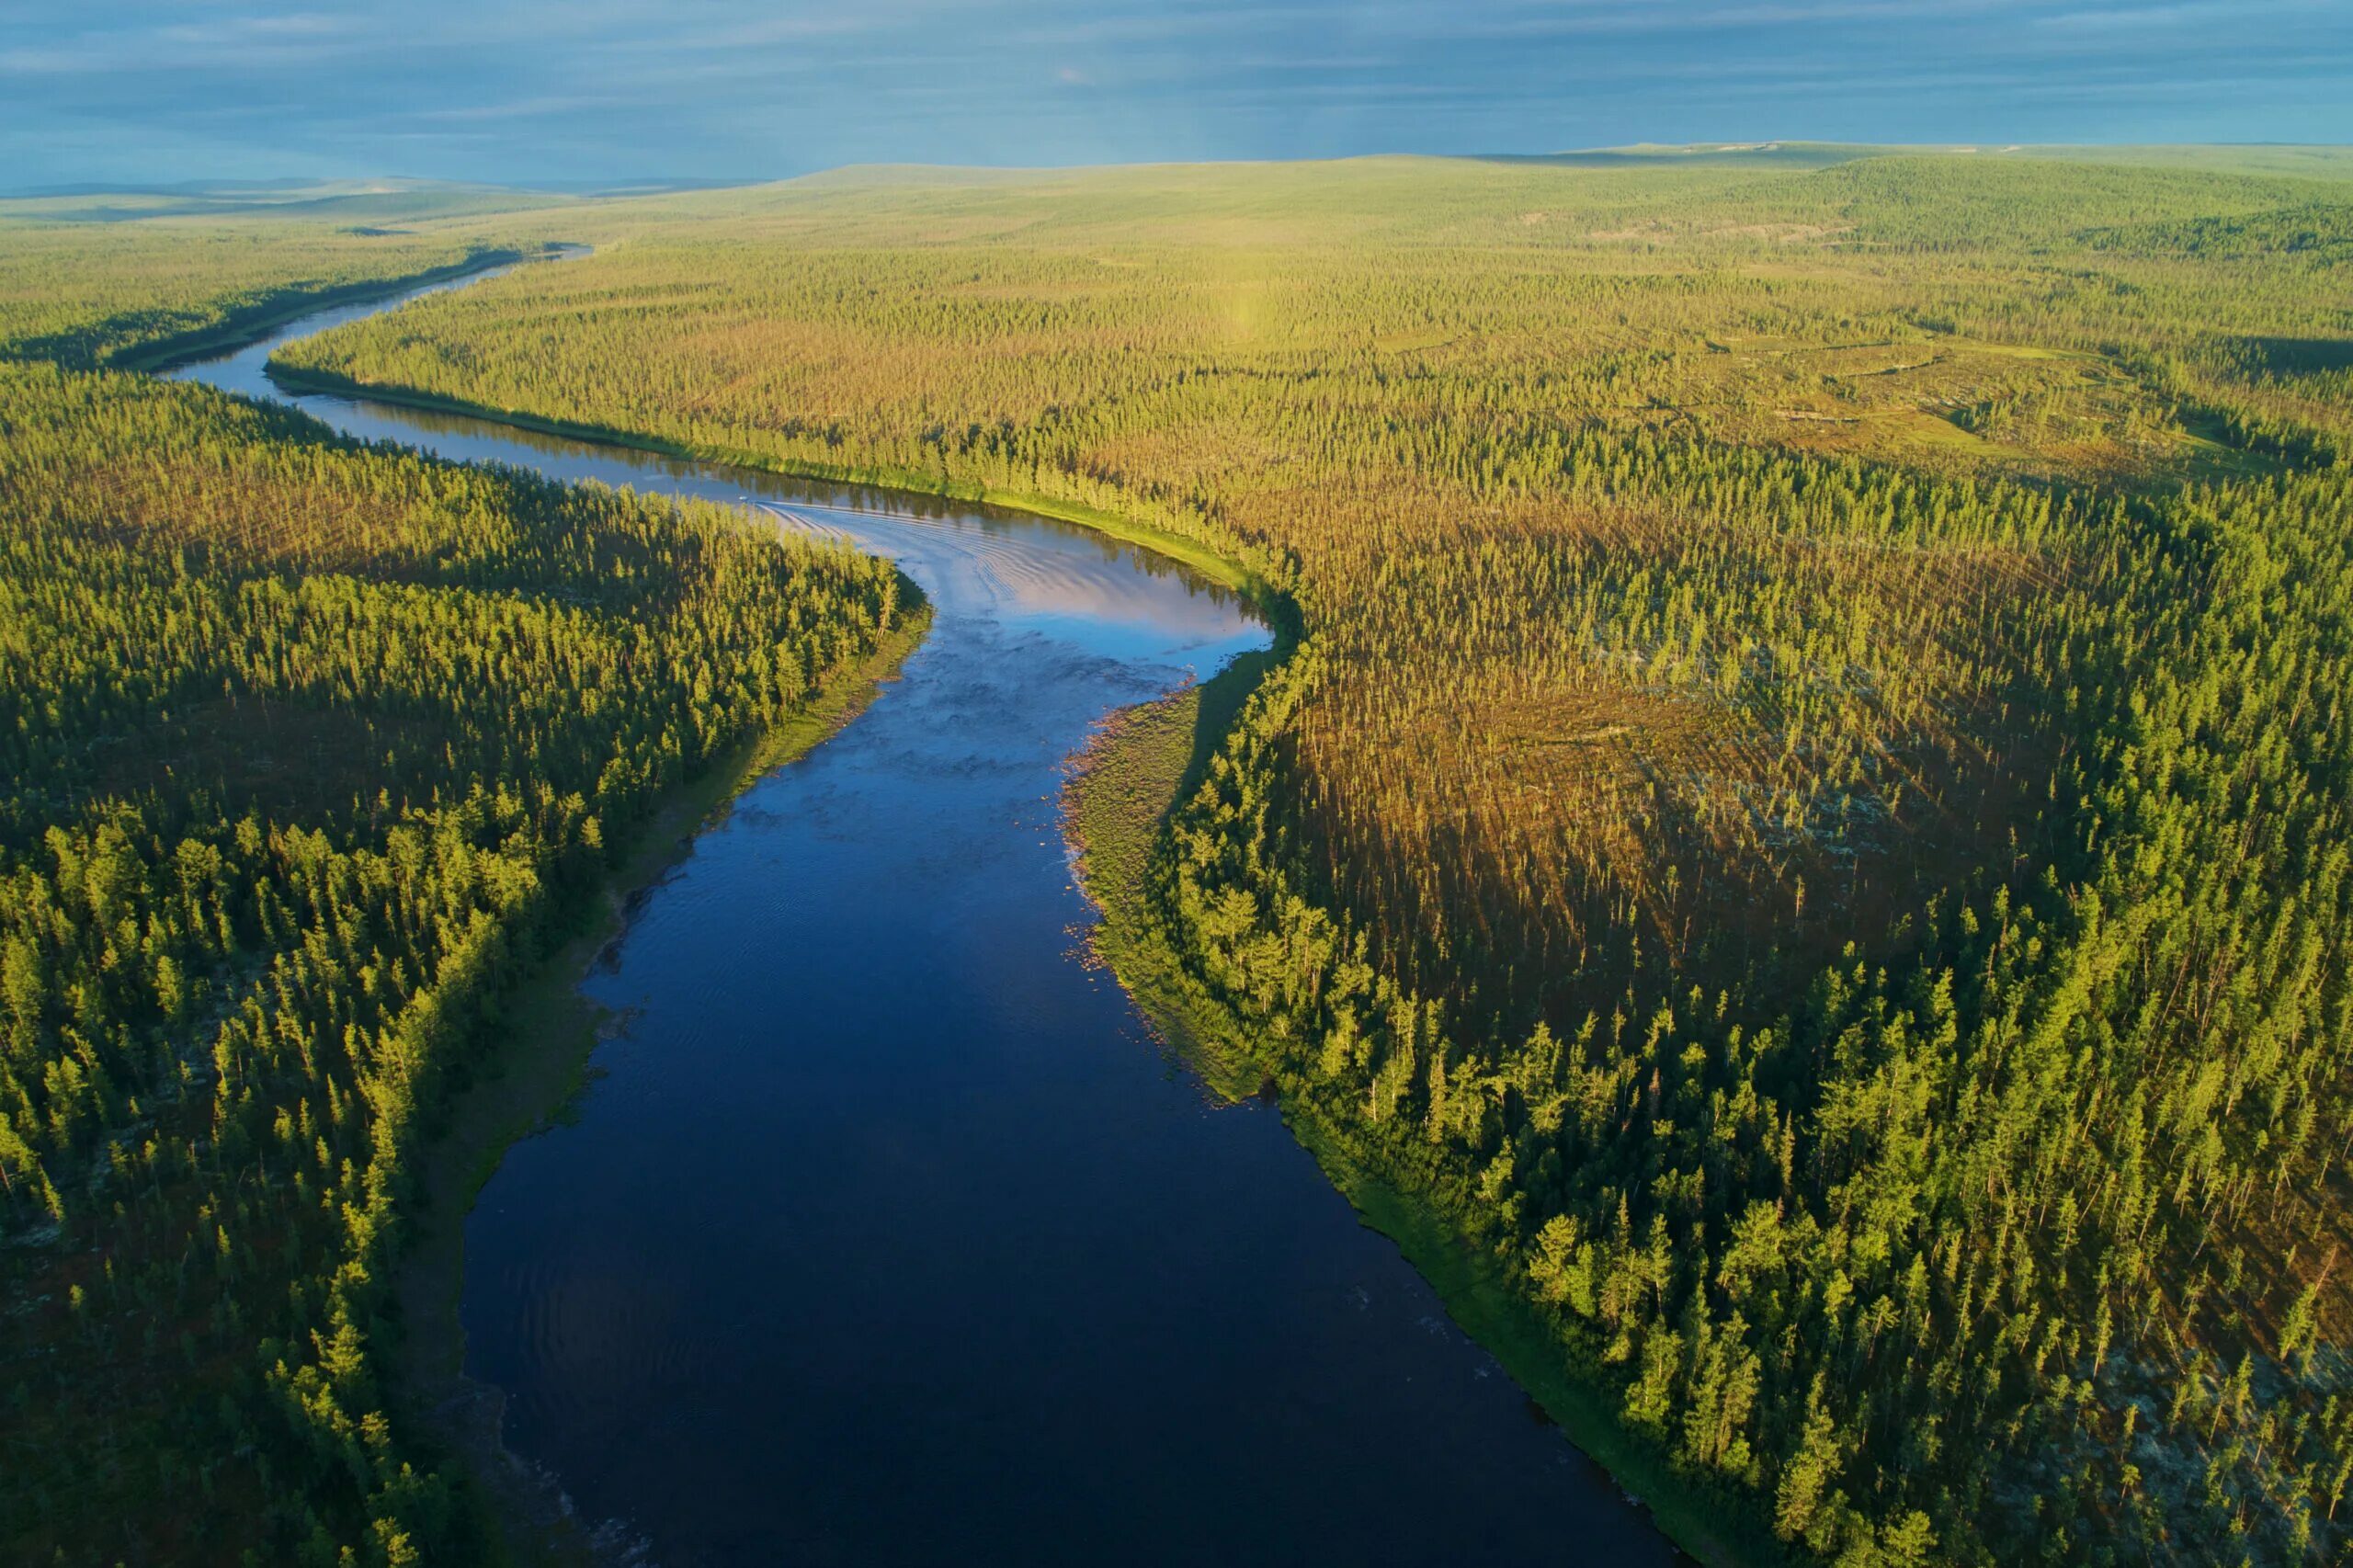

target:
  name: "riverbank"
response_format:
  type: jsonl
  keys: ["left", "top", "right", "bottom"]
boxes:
{"left": 394, "top": 606, "right": 931, "bottom": 1565}
{"left": 262, "top": 363, "right": 1284, "bottom": 613}
{"left": 1060, "top": 676, "right": 1784, "bottom": 1568}
{"left": 113, "top": 247, "right": 547, "bottom": 373}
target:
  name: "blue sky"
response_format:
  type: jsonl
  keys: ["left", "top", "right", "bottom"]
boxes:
{"left": 6, "top": 0, "right": 2349, "bottom": 187}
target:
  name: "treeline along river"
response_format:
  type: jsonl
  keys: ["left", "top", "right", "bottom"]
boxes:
{"left": 166, "top": 262, "right": 1679, "bottom": 1566}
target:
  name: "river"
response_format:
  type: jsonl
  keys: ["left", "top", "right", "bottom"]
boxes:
{"left": 166, "top": 261, "right": 1679, "bottom": 1567}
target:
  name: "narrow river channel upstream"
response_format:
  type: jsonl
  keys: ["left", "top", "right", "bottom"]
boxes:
{"left": 167, "top": 262, "right": 1680, "bottom": 1567}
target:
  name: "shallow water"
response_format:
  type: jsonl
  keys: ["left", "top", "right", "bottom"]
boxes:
{"left": 167, "top": 264, "right": 1679, "bottom": 1567}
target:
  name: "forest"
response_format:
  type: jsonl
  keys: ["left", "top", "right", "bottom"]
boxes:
{"left": 264, "top": 150, "right": 2353, "bottom": 1564}
{"left": 5, "top": 145, "right": 2353, "bottom": 1564}
{"left": 0, "top": 218, "right": 559, "bottom": 374}
{"left": 0, "top": 257, "right": 910, "bottom": 1561}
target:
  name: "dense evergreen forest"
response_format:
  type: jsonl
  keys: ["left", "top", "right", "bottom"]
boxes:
{"left": 268, "top": 152, "right": 2353, "bottom": 1563}
{"left": 0, "top": 244, "right": 909, "bottom": 1562}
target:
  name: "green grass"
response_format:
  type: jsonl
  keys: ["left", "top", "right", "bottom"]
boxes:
{"left": 1062, "top": 651, "right": 1279, "bottom": 1094}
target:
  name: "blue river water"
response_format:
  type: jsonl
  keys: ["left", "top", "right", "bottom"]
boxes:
{"left": 167, "top": 264, "right": 1679, "bottom": 1567}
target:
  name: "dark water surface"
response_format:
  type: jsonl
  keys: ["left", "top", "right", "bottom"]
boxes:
{"left": 167, "top": 266, "right": 1678, "bottom": 1567}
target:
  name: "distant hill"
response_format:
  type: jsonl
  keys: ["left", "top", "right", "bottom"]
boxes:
{"left": 1494, "top": 141, "right": 2353, "bottom": 180}
{"left": 0, "top": 176, "right": 582, "bottom": 224}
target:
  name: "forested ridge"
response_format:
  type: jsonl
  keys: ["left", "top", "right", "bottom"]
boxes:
{"left": 0, "top": 277, "right": 910, "bottom": 1560}
{"left": 274, "top": 153, "right": 2353, "bottom": 1562}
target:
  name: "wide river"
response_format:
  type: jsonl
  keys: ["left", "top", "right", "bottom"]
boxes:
{"left": 169, "top": 263, "right": 1677, "bottom": 1566}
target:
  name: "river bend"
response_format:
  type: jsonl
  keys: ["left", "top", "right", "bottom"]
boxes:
{"left": 165, "top": 262, "right": 1677, "bottom": 1568}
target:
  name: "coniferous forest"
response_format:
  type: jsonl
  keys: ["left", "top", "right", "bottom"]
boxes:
{"left": 0, "top": 256, "right": 909, "bottom": 1561}
{"left": 6, "top": 145, "right": 2353, "bottom": 1564}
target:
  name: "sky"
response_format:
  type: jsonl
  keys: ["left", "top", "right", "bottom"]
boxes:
{"left": 5, "top": 0, "right": 2349, "bottom": 188}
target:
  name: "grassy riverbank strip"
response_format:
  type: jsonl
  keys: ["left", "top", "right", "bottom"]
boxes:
{"left": 262, "top": 362, "right": 1278, "bottom": 606}
{"left": 1062, "top": 673, "right": 1785, "bottom": 1568}
{"left": 393, "top": 604, "right": 930, "bottom": 1565}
